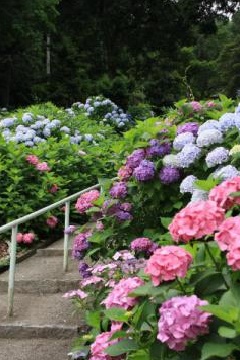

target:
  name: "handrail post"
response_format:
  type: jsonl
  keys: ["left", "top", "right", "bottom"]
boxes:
{"left": 63, "top": 201, "right": 70, "bottom": 272}
{"left": 7, "top": 224, "right": 18, "bottom": 317}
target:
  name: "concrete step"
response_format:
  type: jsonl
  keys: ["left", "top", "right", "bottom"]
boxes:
{"left": 36, "top": 237, "right": 74, "bottom": 257}
{"left": 0, "top": 255, "right": 80, "bottom": 294}
{"left": 0, "top": 338, "right": 73, "bottom": 360}
{"left": 0, "top": 293, "right": 85, "bottom": 339}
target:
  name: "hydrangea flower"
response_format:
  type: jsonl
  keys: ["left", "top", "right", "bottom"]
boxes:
{"left": 63, "top": 289, "right": 87, "bottom": 299}
{"left": 101, "top": 277, "right": 144, "bottom": 309}
{"left": 197, "top": 120, "right": 220, "bottom": 134}
{"left": 219, "top": 113, "right": 237, "bottom": 132}
{"left": 159, "top": 166, "right": 181, "bottom": 184}
{"left": 130, "top": 237, "right": 158, "bottom": 254}
{"left": 133, "top": 160, "right": 155, "bottom": 181}
{"left": 75, "top": 190, "right": 100, "bottom": 214}
{"left": 146, "top": 140, "right": 171, "bottom": 158}
{"left": 22, "top": 113, "right": 33, "bottom": 123}
{"left": 190, "top": 189, "right": 208, "bottom": 203}
{"left": 162, "top": 154, "right": 179, "bottom": 168}
{"left": 117, "top": 165, "right": 133, "bottom": 180}
{"left": 179, "top": 175, "right": 197, "bottom": 194}
{"left": 196, "top": 129, "right": 223, "bottom": 147}
{"left": 145, "top": 246, "right": 192, "bottom": 286}
{"left": 25, "top": 155, "right": 39, "bottom": 165}
{"left": 215, "top": 216, "right": 240, "bottom": 251}
{"left": 78, "top": 262, "right": 92, "bottom": 278}
{"left": 0, "top": 117, "right": 16, "bottom": 127}
{"left": 208, "top": 176, "right": 240, "bottom": 209}
{"left": 176, "top": 144, "right": 201, "bottom": 168}
{"left": 126, "top": 149, "right": 145, "bottom": 169}
{"left": 157, "top": 295, "right": 211, "bottom": 351}
{"left": 226, "top": 244, "right": 240, "bottom": 271}
{"left": 72, "top": 232, "right": 91, "bottom": 259}
{"left": 169, "top": 200, "right": 225, "bottom": 243}
{"left": 46, "top": 216, "right": 58, "bottom": 229}
{"left": 89, "top": 331, "right": 118, "bottom": 360}
{"left": 36, "top": 162, "right": 50, "bottom": 172}
{"left": 205, "top": 147, "right": 229, "bottom": 168}
{"left": 190, "top": 101, "right": 202, "bottom": 112}
{"left": 177, "top": 122, "right": 199, "bottom": 136}
{"left": 213, "top": 165, "right": 240, "bottom": 181}
{"left": 109, "top": 182, "right": 128, "bottom": 199}
{"left": 173, "top": 132, "right": 195, "bottom": 151}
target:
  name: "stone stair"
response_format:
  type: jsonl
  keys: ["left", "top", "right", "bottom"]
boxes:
{"left": 0, "top": 238, "right": 84, "bottom": 360}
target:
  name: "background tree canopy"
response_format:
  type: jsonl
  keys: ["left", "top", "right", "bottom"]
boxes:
{"left": 0, "top": 0, "right": 239, "bottom": 110}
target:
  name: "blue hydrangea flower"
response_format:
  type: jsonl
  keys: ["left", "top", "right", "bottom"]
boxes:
{"left": 0, "top": 117, "right": 16, "bottom": 127}
{"left": 43, "top": 127, "right": 51, "bottom": 138}
{"left": 205, "top": 147, "right": 229, "bottom": 168}
{"left": 190, "top": 189, "right": 208, "bottom": 203}
{"left": 235, "top": 103, "right": 240, "bottom": 115}
{"left": 196, "top": 129, "right": 223, "bottom": 147}
{"left": 173, "top": 132, "right": 195, "bottom": 151}
{"left": 176, "top": 144, "right": 201, "bottom": 168}
{"left": 197, "top": 120, "right": 220, "bottom": 134}
{"left": 213, "top": 165, "right": 240, "bottom": 181}
{"left": 60, "top": 126, "right": 71, "bottom": 134}
{"left": 180, "top": 175, "right": 197, "bottom": 194}
{"left": 84, "top": 134, "right": 93, "bottom": 142}
{"left": 22, "top": 113, "right": 33, "bottom": 123}
{"left": 219, "top": 113, "right": 237, "bottom": 132}
{"left": 24, "top": 141, "right": 34, "bottom": 147}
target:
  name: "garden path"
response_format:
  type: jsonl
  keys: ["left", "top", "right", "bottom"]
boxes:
{"left": 0, "top": 238, "right": 83, "bottom": 360}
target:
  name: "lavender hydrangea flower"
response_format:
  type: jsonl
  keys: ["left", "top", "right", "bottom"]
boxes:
{"left": 196, "top": 129, "right": 223, "bottom": 147}
{"left": 0, "top": 117, "right": 16, "bottom": 128}
{"left": 159, "top": 166, "right": 181, "bottom": 184}
{"left": 146, "top": 140, "right": 171, "bottom": 158}
{"left": 213, "top": 165, "right": 240, "bottom": 181}
{"left": 162, "top": 154, "right": 179, "bottom": 168}
{"left": 177, "top": 122, "right": 199, "bottom": 136}
{"left": 173, "top": 132, "right": 195, "bottom": 151}
{"left": 205, "top": 147, "right": 229, "bottom": 168}
{"left": 197, "top": 120, "right": 220, "bottom": 134}
{"left": 109, "top": 181, "right": 128, "bottom": 199}
{"left": 180, "top": 175, "right": 197, "bottom": 194}
{"left": 78, "top": 263, "right": 92, "bottom": 278}
{"left": 133, "top": 160, "right": 155, "bottom": 181}
{"left": 72, "top": 233, "right": 90, "bottom": 260}
{"left": 176, "top": 144, "right": 201, "bottom": 168}
{"left": 219, "top": 113, "right": 237, "bottom": 132}
{"left": 126, "top": 149, "right": 145, "bottom": 169}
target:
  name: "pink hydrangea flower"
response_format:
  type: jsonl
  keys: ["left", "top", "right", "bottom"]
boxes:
{"left": 117, "top": 165, "right": 133, "bottom": 181}
{"left": 206, "top": 101, "right": 216, "bottom": 108}
{"left": 209, "top": 176, "right": 240, "bottom": 209}
{"left": 46, "top": 215, "right": 58, "bottom": 229}
{"left": 157, "top": 295, "right": 211, "bottom": 351}
{"left": 75, "top": 190, "right": 100, "bottom": 214}
{"left": 36, "top": 162, "right": 50, "bottom": 172}
{"left": 145, "top": 246, "right": 192, "bottom": 286}
{"left": 81, "top": 276, "right": 104, "bottom": 287}
{"left": 23, "top": 233, "right": 35, "bottom": 244}
{"left": 190, "top": 101, "right": 202, "bottom": 112}
{"left": 62, "top": 289, "right": 87, "bottom": 299}
{"left": 92, "top": 263, "right": 118, "bottom": 274}
{"left": 130, "top": 237, "right": 158, "bottom": 254}
{"left": 102, "top": 277, "right": 144, "bottom": 310}
{"left": 226, "top": 244, "right": 240, "bottom": 271}
{"left": 49, "top": 184, "right": 59, "bottom": 193}
{"left": 25, "top": 155, "right": 39, "bottom": 165}
{"left": 17, "top": 233, "right": 23, "bottom": 244}
{"left": 215, "top": 216, "right": 240, "bottom": 251}
{"left": 89, "top": 331, "right": 118, "bottom": 360}
{"left": 169, "top": 200, "right": 225, "bottom": 243}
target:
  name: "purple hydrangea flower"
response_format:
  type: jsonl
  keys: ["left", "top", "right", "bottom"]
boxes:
{"left": 120, "top": 258, "right": 146, "bottom": 274}
{"left": 173, "top": 132, "right": 195, "bottom": 151}
{"left": 133, "top": 160, "right": 155, "bottom": 181}
{"left": 159, "top": 166, "right": 181, "bottom": 184}
{"left": 197, "top": 120, "right": 220, "bottom": 134}
{"left": 176, "top": 144, "right": 201, "bottom": 168}
{"left": 109, "top": 181, "right": 128, "bottom": 198}
{"left": 115, "top": 210, "right": 133, "bottom": 221}
{"left": 205, "top": 147, "right": 229, "bottom": 168}
{"left": 196, "top": 129, "right": 223, "bottom": 148}
{"left": 219, "top": 113, "right": 237, "bottom": 132}
{"left": 78, "top": 262, "right": 92, "bottom": 278}
{"left": 130, "top": 237, "right": 158, "bottom": 254}
{"left": 213, "top": 165, "right": 240, "bottom": 181}
{"left": 177, "top": 122, "right": 199, "bottom": 136}
{"left": 64, "top": 225, "right": 76, "bottom": 235}
{"left": 72, "top": 233, "right": 90, "bottom": 260}
{"left": 146, "top": 140, "right": 171, "bottom": 158}
{"left": 180, "top": 175, "right": 197, "bottom": 194}
{"left": 126, "top": 149, "right": 145, "bottom": 169}
{"left": 102, "top": 200, "right": 132, "bottom": 221}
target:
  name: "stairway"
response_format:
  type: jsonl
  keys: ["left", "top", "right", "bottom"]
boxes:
{"left": 0, "top": 238, "right": 83, "bottom": 360}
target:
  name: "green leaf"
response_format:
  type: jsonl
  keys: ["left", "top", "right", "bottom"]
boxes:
{"left": 201, "top": 304, "right": 239, "bottom": 324}
{"left": 160, "top": 217, "right": 172, "bottom": 230}
{"left": 201, "top": 342, "right": 238, "bottom": 360}
{"left": 85, "top": 310, "right": 101, "bottom": 330}
{"left": 195, "top": 177, "right": 220, "bottom": 191}
{"left": 104, "top": 308, "right": 130, "bottom": 322}
{"left": 218, "top": 326, "right": 237, "bottom": 339}
{"left": 110, "top": 330, "right": 128, "bottom": 340}
{"left": 105, "top": 339, "right": 139, "bottom": 356}
{"left": 194, "top": 271, "right": 227, "bottom": 296}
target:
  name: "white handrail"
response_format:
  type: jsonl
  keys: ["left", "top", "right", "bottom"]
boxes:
{"left": 1, "top": 178, "right": 117, "bottom": 317}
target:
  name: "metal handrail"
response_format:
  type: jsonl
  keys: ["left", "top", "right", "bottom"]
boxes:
{"left": 0, "top": 181, "right": 113, "bottom": 317}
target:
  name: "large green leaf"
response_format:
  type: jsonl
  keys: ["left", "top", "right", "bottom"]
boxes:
{"left": 104, "top": 308, "right": 130, "bottom": 322}
{"left": 105, "top": 339, "right": 139, "bottom": 356}
{"left": 201, "top": 342, "right": 239, "bottom": 360}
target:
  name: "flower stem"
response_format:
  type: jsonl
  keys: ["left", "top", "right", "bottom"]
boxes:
{"left": 204, "top": 242, "right": 229, "bottom": 289}
{"left": 176, "top": 278, "right": 187, "bottom": 294}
